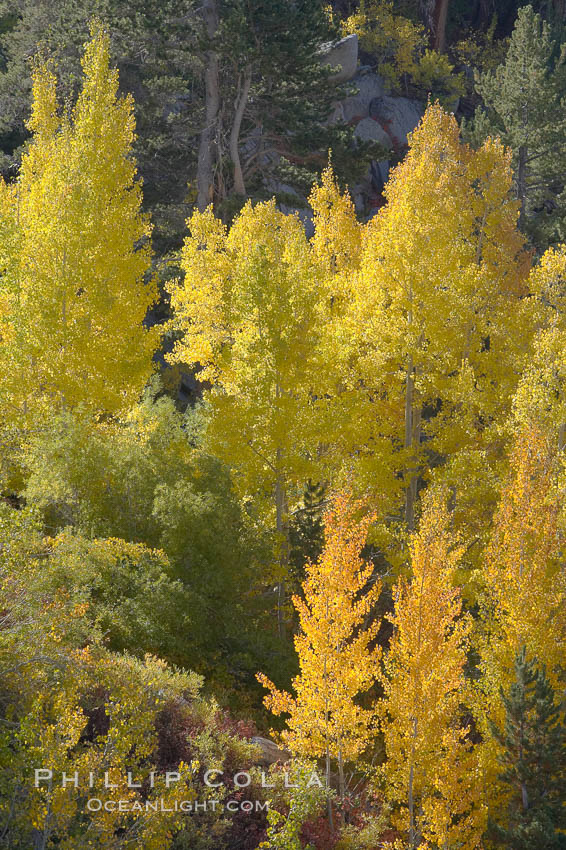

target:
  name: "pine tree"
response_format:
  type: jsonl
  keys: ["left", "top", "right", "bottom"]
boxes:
{"left": 289, "top": 480, "right": 326, "bottom": 589}
{"left": 470, "top": 5, "right": 566, "bottom": 250}
{"left": 257, "top": 491, "right": 381, "bottom": 817}
{"left": 0, "top": 24, "right": 159, "bottom": 420}
{"left": 380, "top": 491, "right": 483, "bottom": 849}
{"left": 488, "top": 648, "right": 566, "bottom": 850}
{"left": 198, "top": 0, "right": 344, "bottom": 208}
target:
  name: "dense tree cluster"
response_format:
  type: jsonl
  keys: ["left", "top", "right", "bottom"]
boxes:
{"left": 0, "top": 5, "right": 565, "bottom": 849}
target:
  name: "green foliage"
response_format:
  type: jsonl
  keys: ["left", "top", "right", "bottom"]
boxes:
{"left": 289, "top": 480, "right": 326, "bottom": 588}
{"left": 454, "top": 16, "right": 509, "bottom": 78}
{"left": 488, "top": 648, "right": 566, "bottom": 850}
{"left": 22, "top": 391, "right": 285, "bottom": 702}
{"left": 258, "top": 761, "right": 327, "bottom": 850}
{"left": 411, "top": 47, "right": 465, "bottom": 105}
{"left": 468, "top": 4, "right": 566, "bottom": 250}
{"left": 334, "top": 811, "right": 391, "bottom": 850}
{"left": 41, "top": 531, "right": 188, "bottom": 659}
{"left": 0, "top": 498, "right": 186, "bottom": 656}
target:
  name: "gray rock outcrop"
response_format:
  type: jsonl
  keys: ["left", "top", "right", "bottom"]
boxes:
{"left": 320, "top": 34, "right": 359, "bottom": 83}
{"left": 341, "top": 73, "right": 386, "bottom": 122}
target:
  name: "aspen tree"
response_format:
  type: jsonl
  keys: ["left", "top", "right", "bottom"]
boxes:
{"left": 481, "top": 430, "right": 565, "bottom": 689}
{"left": 257, "top": 491, "right": 381, "bottom": 823}
{"left": 167, "top": 200, "right": 324, "bottom": 636}
{"left": 513, "top": 245, "right": 566, "bottom": 446}
{"left": 349, "top": 103, "right": 530, "bottom": 531}
{"left": 380, "top": 492, "right": 483, "bottom": 849}
{"left": 476, "top": 428, "right": 566, "bottom": 816}
{"left": 0, "top": 24, "right": 158, "bottom": 419}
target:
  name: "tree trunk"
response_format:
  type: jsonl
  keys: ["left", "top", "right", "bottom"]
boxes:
{"left": 432, "top": 0, "right": 450, "bottom": 52}
{"left": 229, "top": 64, "right": 252, "bottom": 198}
{"left": 337, "top": 746, "right": 345, "bottom": 824}
{"left": 32, "top": 800, "right": 51, "bottom": 849}
{"left": 408, "top": 717, "right": 418, "bottom": 848}
{"left": 406, "top": 404, "right": 421, "bottom": 530}
{"left": 404, "top": 354, "right": 419, "bottom": 531}
{"left": 326, "top": 741, "right": 334, "bottom": 831}
{"left": 419, "top": 0, "right": 435, "bottom": 34}
{"left": 197, "top": 0, "right": 220, "bottom": 212}
{"left": 517, "top": 143, "right": 527, "bottom": 232}
{"left": 324, "top": 647, "right": 334, "bottom": 832}
{"left": 275, "top": 459, "right": 289, "bottom": 640}
{"left": 420, "top": 0, "right": 450, "bottom": 52}
{"left": 404, "top": 354, "right": 414, "bottom": 460}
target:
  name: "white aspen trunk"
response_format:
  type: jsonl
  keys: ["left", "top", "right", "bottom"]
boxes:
{"left": 275, "top": 457, "right": 289, "bottom": 640}
{"left": 408, "top": 717, "right": 418, "bottom": 848}
{"left": 229, "top": 65, "right": 252, "bottom": 197}
{"left": 338, "top": 745, "right": 345, "bottom": 824}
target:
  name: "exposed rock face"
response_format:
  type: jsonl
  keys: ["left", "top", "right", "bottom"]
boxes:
{"left": 354, "top": 116, "right": 391, "bottom": 148}
{"left": 340, "top": 73, "right": 423, "bottom": 147}
{"left": 331, "top": 71, "right": 423, "bottom": 151}
{"left": 345, "top": 77, "right": 423, "bottom": 210}
{"left": 341, "top": 73, "right": 386, "bottom": 122}
{"left": 320, "top": 34, "right": 359, "bottom": 83}
{"left": 265, "top": 57, "right": 425, "bottom": 220}
{"left": 371, "top": 95, "right": 423, "bottom": 150}
{"left": 251, "top": 736, "right": 291, "bottom": 767}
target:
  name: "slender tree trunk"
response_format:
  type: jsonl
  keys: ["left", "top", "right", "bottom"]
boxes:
{"left": 197, "top": 0, "right": 220, "bottom": 212}
{"left": 517, "top": 144, "right": 527, "bottom": 232}
{"left": 326, "top": 741, "right": 334, "bottom": 831}
{"left": 337, "top": 746, "right": 345, "bottom": 824}
{"left": 404, "top": 354, "right": 419, "bottom": 531}
{"left": 432, "top": 0, "right": 450, "bottom": 52}
{"left": 408, "top": 717, "right": 418, "bottom": 848}
{"left": 229, "top": 64, "right": 252, "bottom": 198}
{"left": 324, "top": 647, "right": 334, "bottom": 832}
{"left": 521, "top": 780, "right": 529, "bottom": 811}
{"left": 32, "top": 798, "right": 51, "bottom": 849}
{"left": 404, "top": 354, "right": 414, "bottom": 458}
{"left": 407, "top": 404, "right": 421, "bottom": 529}
{"left": 275, "top": 455, "right": 289, "bottom": 640}
{"left": 407, "top": 539, "right": 428, "bottom": 849}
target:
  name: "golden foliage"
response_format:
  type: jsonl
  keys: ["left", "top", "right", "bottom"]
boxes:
{"left": 257, "top": 491, "right": 381, "bottom": 762}
{"left": 475, "top": 428, "right": 566, "bottom": 810}
{"left": 380, "top": 492, "right": 483, "bottom": 849}
{"left": 0, "top": 24, "right": 158, "bottom": 419}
